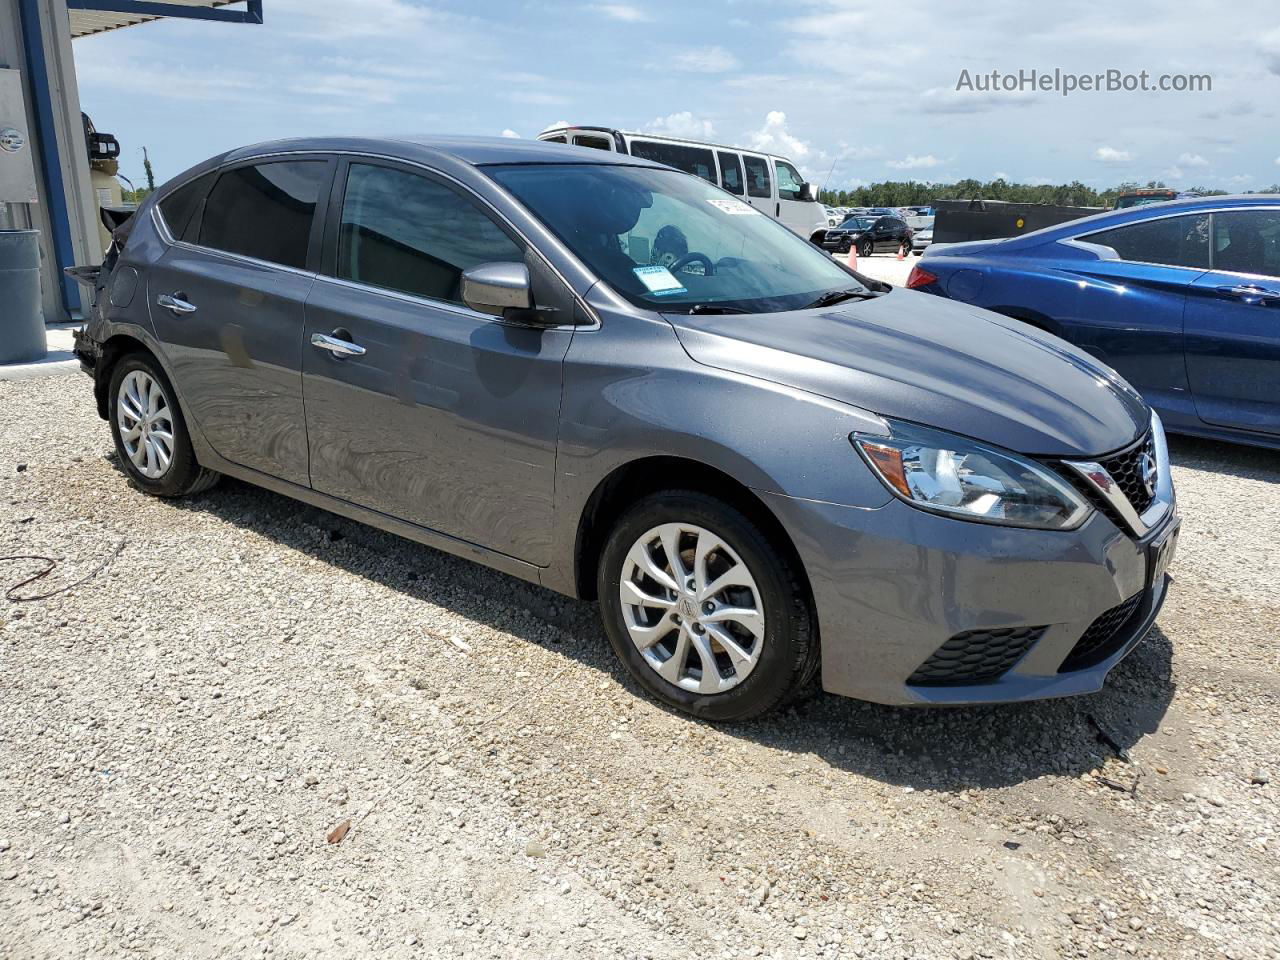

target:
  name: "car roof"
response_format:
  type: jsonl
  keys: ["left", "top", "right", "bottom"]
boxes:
{"left": 991, "top": 193, "right": 1280, "bottom": 249}
{"left": 221, "top": 134, "right": 667, "bottom": 169}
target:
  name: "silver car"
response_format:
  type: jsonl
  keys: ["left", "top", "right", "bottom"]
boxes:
{"left": 73, "top": 136, "right": 1178, "bottom": 721}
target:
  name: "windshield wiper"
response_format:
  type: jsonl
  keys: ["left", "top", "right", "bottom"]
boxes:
{"left": 686, "top": 303, "right": 750, "bottom": 315}
{"left": 803, "top": 288, "right": 879, "bottom": 309}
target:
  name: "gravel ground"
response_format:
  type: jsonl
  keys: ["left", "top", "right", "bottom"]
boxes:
{"left": 1, "top": 373, "right": 1277, "bottom": 960}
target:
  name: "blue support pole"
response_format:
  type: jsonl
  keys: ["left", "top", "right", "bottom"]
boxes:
{"left": 17, "top": 0, "right": 80, "bottom": 315}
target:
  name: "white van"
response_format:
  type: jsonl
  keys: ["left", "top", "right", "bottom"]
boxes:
{"left": 537, "top": 126, "right": 829, "bottom": 242}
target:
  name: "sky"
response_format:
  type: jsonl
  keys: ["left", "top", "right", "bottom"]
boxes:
{"left": 72, "top": 0, "right": 1280, "bottom": 194}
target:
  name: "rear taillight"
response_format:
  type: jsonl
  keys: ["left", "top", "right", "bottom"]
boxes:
{"left": 905, "top": 264, "right": 938, "bottom": 289}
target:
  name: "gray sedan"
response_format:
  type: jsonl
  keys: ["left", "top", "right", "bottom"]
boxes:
{"left": 72, "top": 136, "right": 1178, "bottom": 720}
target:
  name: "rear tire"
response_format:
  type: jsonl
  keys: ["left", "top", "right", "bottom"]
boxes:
{"left": 108, "top": 352, "right": 219, "bottom": 497}
{"left": 597, "top": 491, "right": 818, "bottom": 721}
{"left": 858, "top": 239, "right": 873, "bottom": 258}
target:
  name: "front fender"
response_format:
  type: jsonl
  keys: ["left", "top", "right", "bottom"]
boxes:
{"left": 545, "top": 308, "right": 894, "bottom": 591}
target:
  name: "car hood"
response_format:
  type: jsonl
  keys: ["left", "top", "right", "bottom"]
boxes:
{"left": 664, "top": 289, "right": 1149, "bottom": 457}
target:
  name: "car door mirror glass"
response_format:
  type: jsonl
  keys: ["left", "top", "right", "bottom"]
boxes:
{"left": 462, "top": 261, "right": 533, "bottom": 317}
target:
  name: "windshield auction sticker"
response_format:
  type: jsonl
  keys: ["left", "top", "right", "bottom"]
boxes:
{"left": 705, "top": 197, "right": 760, "bottom": 215}
{"left": 633, "top": 265, "right": 688, "bottom": 297}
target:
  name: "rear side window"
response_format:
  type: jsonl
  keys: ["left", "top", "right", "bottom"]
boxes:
{"left": 629, "top": 140, "right": 717, "bottom": 184}
{"left": 337, "top": 163, "right": 524, "bottom": 305}
{"left": 158, "top": 172, "right": 214, "bottom": 241}
{"left": 573, "top": 135, "right": 612, "bottom": 151}
{"left": 543, "top": 135, "right": 567, "bottom": 144}
{"left": 774, "top": 159, "right": 804, "bottom": 202}
{"left": 199, "top": 161, "right": 328, "bottom": 270}
{"left": 743, "top": 155, "right": 771, "bottom": 199}
{"left": 717, "top": 151, "right": 744, "bottom": 195}
{"left": 1080, "top": 214, "right": 1210, "bottom": 269}
{"left": 1212, "top": 209, "right": 1280, "bottom": 278}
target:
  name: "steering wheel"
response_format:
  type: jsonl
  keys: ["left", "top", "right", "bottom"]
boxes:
{"left": 670, "top": 252, "right": 715, "bottom": 276}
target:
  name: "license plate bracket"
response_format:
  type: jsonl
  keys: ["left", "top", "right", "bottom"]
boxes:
{"left": 1148, "top": 520, "right": 1180, "bottom": 587}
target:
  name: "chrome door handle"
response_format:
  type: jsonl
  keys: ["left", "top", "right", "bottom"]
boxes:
{"left": 310, "top": 332, "right": 366, "bottom": 357}
{"left": 1217, "top": 284, "right": 1280, "bottom": 301}
{"left": 156, "top": 292, "right": 197, "bottom": 315}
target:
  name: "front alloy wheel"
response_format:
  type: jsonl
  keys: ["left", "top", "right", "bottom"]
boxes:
{"left": 619, "top": 522, "right": 765, "bottom": 694}
{"left": 598, "top": 491, "right": 818, "bottom": 721}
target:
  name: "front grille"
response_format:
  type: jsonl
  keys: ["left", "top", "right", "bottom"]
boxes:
{"left": 1058, "top": 592, "right": 1144, "bottom": 672}
{"left": 907, "top": 626, "right": 1046, "bottom": 687}
{"left": 1052, "top": 431, "right": 1157, "bottom": 530}
{"left": 1099, "top": 433, "right": 1157, "bottom": 514}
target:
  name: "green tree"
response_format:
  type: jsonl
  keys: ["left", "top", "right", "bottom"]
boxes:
{"left": 142, "top": 147, "right": 156, "bottom": 192}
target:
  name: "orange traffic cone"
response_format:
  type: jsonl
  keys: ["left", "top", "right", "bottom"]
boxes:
{"left": 896, "top": 241, "right": 907, "bottom": 261}
{"left": 847, "top": 243, "right": 858, "bottom": 271}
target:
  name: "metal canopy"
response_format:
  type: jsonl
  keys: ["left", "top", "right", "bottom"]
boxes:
{"left": 66, "top": 0, "right": 262, "bottom": 39}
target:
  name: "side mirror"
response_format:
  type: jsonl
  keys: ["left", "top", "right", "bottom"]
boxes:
{"left": 461, "top": 261, "right": 532, "bottom": 318}
{"left": 799, "top": 182, "right": 815, "bottom": 202}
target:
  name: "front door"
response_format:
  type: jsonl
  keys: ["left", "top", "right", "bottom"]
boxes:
{"left": 1184, "top": 208, "right": 1280, "bottom": 436}
{"left": 741, "top": 153, "right": 773, "bottom": 217}
{"left": 301, "top": 159, "right": 572, "bottom": 565}
{"left": 1059, "top": 212, "right": 1211, "bottom": 417}
{"left": 147, "top": 158, "right": 333, "bottom": 486}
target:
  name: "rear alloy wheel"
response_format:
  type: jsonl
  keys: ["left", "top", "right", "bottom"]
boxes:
{"left": 109, "top": 353, "right": 219, "bottom": 497}
{"left": 858, "top": 239, "right": 874, "bottom": 258}
{"left": 598, "top": 491, "right": 817, "bottom": 721}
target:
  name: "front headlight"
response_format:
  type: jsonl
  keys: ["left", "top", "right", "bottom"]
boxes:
{"left": 852, "top": 421, "right": 1092, "bottom": 530}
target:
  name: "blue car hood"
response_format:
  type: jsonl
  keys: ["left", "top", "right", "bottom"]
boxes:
{"left": 665, "top": 289, "right": 1149, "bottom": 457}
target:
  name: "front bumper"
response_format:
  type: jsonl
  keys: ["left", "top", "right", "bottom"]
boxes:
{"left": 762, "top": 492, "right": 1176, "bottom": 705}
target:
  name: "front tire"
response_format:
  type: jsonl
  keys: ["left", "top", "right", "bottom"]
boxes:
{"left": 108, "top": 353, "right": 219, "bottom": 497}
{"left": 597, "top": 491, "right": 818, "bottom": 721}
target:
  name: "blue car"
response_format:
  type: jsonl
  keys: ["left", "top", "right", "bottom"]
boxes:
{"left": 908, "top": 196, "right": 1280, "bottom": 449}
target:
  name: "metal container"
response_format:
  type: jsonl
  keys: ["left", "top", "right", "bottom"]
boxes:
{"left": 0, "top": 229, "right": 45, "bottom": 364}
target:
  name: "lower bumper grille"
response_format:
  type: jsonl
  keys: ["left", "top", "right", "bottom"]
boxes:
{"left": 908, "top": 625, "right": 1046, "bottom": 686}
{"left": 1058, "top": 592, "right": 1144, "bottom": 672}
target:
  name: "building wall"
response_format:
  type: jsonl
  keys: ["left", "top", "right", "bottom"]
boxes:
{"left": 1, "top": 0, "right": 102, "bottom": 322}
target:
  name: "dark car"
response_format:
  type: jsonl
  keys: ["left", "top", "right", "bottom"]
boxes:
{"left": 69, "top": 135, "right": 1177, "bottom": 719}
{"left": 907, "top": 195, "right": 1280, "bottom": 449}
{"left": 822, "top": 215, "right": 913, "bottom": 256}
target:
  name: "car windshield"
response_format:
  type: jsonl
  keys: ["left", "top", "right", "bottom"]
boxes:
{"left": 487, "top": 163, "right": 865, "bottom": 313}
{"left": 840, "top": 217, "right": 875, "bottom": 230}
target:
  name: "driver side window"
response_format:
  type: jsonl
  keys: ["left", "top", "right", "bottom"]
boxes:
{"left": 775, "top": 160, "right": 804, "bottom": 202}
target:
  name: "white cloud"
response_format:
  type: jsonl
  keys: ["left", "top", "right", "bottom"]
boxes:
{"left": 1178, "top": 152, "right": 1209, "bottom": 167}
{"left": 1275, "top": 156, "right": 1280, "bottom": 165}
{"left": 1095, "top": 146, "right": 1133, "bottom": 164}
{"left": 888, "top": 154, "right": 944, "bottom": 170}
{"left": 1260, "top": 28, "right": 1280, "bottom": 75}
{"left": 1164, "top": 166, "right": 1184, "bottom": 181}
{"left": 746, "top": 111, "right": 810, "bottom": 159}
{"left": 993, "top": 171, "right": 1010, "bottom": 180}
{"left": 643, "top": 111, "right": 716, "bottom": 140}
{"left": 540, "top": 120, "right": 571, "bottom": 133}
{"left": 919, "top": 86, "right": 1036, "bottom": 114}
{"left": 671, "top": 46, "right": 739, "bottom": 73}
{"left": 586, "top": 3, "right": 648, "bottom": 22}
{"left": 500, "top": 129, "right": 520, "bottom": 139}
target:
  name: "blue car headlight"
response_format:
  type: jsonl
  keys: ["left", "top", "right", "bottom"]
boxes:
{"left": 852, "top": 421, "right": 1092, "bottom": 530}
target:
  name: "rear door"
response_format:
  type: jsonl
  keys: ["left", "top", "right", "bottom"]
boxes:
{"left": 1183, "top": 208, "right": 1280, "bottom": 436}
{"left": 716, "top": 151, "right": 745, "bottom": 198}
{"left": 147, "top": 157, "right": 333, "bottom": 486}
{"left": 301, "top": 158, "right": 573, "bottom": 565}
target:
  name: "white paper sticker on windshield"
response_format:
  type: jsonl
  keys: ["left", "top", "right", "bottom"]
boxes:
{"left": 706, "top": 197, "right": 760, "bottom": 215}
{"left": 633, "top": 265, "right": 688, "bottom": 297}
